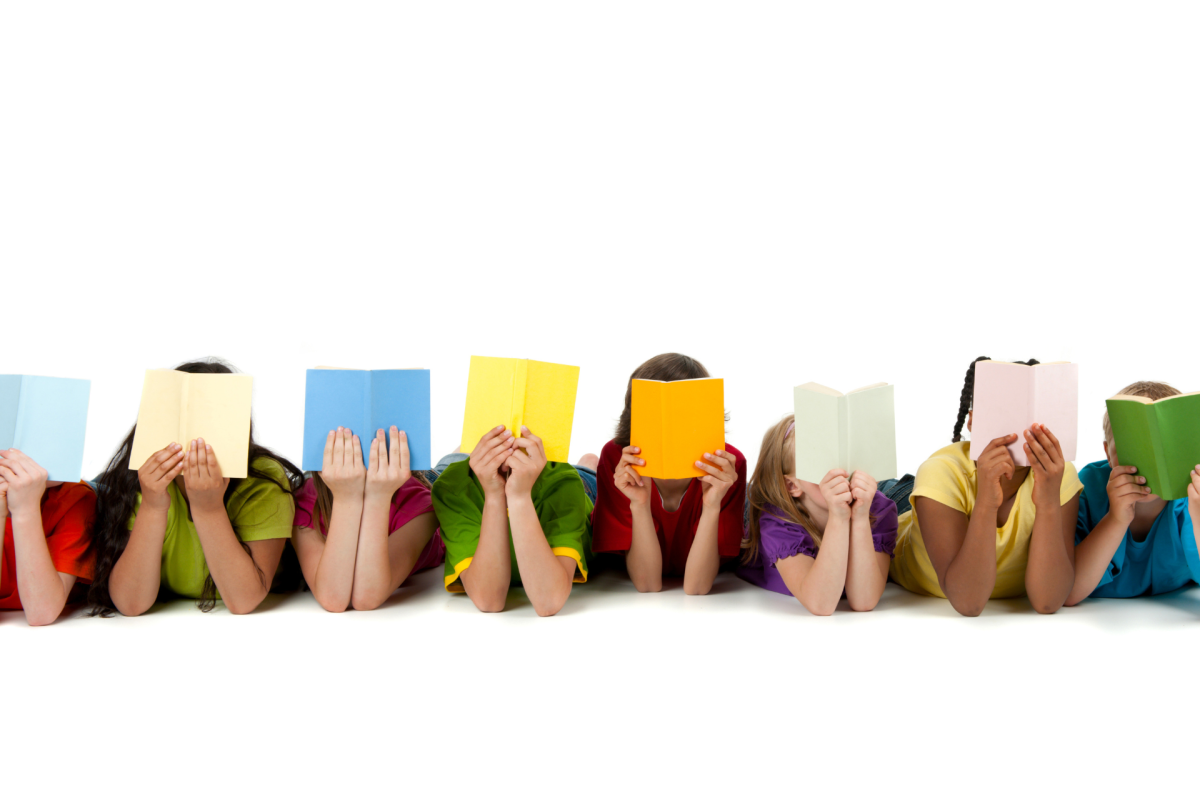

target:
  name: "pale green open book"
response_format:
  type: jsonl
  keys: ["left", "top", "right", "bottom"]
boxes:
{"left": 1107, "top": 391, "right": 1200, "bottom": 501}
{"left": 793, "top": 382, "right": 897, "bottom": 483}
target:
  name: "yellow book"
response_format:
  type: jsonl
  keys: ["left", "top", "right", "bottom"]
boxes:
{"left": 129, "top": 370, "right": 254, "bottom": 479}
{"left": 631, "top": 378, "right": 725, "bottom": 479}
{"left": 460, "top": 356, "right": 580, "bottom": 463}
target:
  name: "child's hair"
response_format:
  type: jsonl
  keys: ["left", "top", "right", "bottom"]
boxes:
{"left": 613, "top": 353, "right": 715, "bottom": 447}
{"left": 87, "top": 359, "right": 304, "bottom": 615}
{"left": 951, "top": 356, "right": 1041, "bottom": 443}
{"left": 1102, "top": 381, "right": 1180, "bottom": 441}
{"left": 302, "top": 467, "right": 432, "bottom": 535}
{"left": 741, "top": 414, "right": 874, "bottom": 563}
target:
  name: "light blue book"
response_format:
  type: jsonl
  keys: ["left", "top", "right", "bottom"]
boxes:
{"left": 302, "top": 369, "right": 431, "bottom": 472}
{"left": 0, "top": 375, "right": 91, "bottom": 482}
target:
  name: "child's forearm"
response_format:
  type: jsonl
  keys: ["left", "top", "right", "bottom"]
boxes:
{"left": 942, "top": 507, "right": 999, "bottom": 616}
{"left": 10, "top": 506, "right": 72, "bottom": 626}
{"left": 191, "top": 508, "right": 271, "bottom": 614}
{"left": 1066, "top": 514, "right": 1127, "bottom": 606}
{"left": 682, "top": 506, "right": 721, "bottom": 595}
{"left": 350, "top": 495, "right": 394, "bottom": 610}
{"left": 795, "top": 519, "right": 849, "bottom": 615}
{"left": 310, "top": 496, "right": 363, "bottom": 612}
{"left": 110, "top": 506, "right": 170, "bottom": 616}
{"left": 1024, "top": 504, "right": 1072, "bottom": 614}
{"left": 626, "top": 504, "right": 663, "bottom": 592}
{"left": 507, "top": 496, "right": 573, "bottom": 616}
{"left": 844, "top": 515, "right": 886, "bottom": 611}
{"left": 460, "top": 491, "right": 512, "bottom": 612}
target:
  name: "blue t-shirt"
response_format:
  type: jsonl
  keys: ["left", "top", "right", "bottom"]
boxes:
{"left": 1076, "top": 460, "right": 1200, "bottom": 597}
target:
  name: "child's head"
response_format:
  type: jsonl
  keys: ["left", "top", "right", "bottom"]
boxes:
{"left": 614, "top": 353, "right": 711, "bottom": 447}
{"left": 1102, "top": 380, "right": 1180, "bottom": 465}
{"left": 742, "top": 414, "right": 831, "bottom": 563}
{"left": 88, "top": 358, "right": 304, "bottom": 615}
{"left": 952, "top": 355, "right": 1041, "bottom": 443}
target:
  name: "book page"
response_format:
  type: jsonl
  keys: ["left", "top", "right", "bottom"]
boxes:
{"left": 461, "top": 356, "right": 519, "bottom": 455}
{"left": 1106, "top": 397, "right": 1165, "bottom": 497}
{"left": 182, "top": 373, "right": 253, "bottom": 479}
{"left": 522, "top": 359, "right": 580, "bottom": 463}
{"left": 969, "top": 361, "right": 1036, "bottom": 464}
{"left": 12, "top": 375, "right": 91, "bottom": 482}
{"left": 302, "top": 369, "right": 371, "bottom": 471}
{"left": 130, "top": 369, "right": 186, "bottom": 471}
{"left": 793, "top": 384, "right": 843, "bottom": 482}
{"left": 846, "top": 383, "right": 897, "bottom": 481}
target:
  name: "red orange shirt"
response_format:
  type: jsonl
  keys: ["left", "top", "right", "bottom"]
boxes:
{"left": 591, "top": 440, "right": 746, "bottom": 576}
{"left": 0, "top": 482, "right": 96, "bottom": 610}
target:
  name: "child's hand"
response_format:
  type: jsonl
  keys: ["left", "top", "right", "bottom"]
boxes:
{"left": 322, "top": 428, "right": 366, "bottom": 502}
{"left": 849, "top": 470, "right": 878, "bottom": 520}
{"left": 1187, "top": 466, "right": 1200, "bottom": 525}
{"left": 976, "top": 435, "right": 1018, "bottom": 509}
{"left": 470, "top": 426, "right": 515, "bottom": 497}
{"left": 820, "top": 469, "right": 854, "bottom": 520}
{"left": 0, "top": 449, "right": 48, "bottom": 520}
{"left": 0, "top": 468, "right": 7, "bottom": 519}
{"left": 505, "top": 427, "right": 547, "bottom": 499}
{"left": 696, "top": 450, "right": 737, "bottom": 510}
{"left": 365, "top": 426, "right": 410, "bottom": 501}
{"left": 1105, "top": 464, "right": 1153, "bottom": 526}
{"left": 138, "top": 443, "right": 186, "bottom": 512}
{"left": 183, "top": 439, "right": 229, "bottom": 513}
{"left": 1025, "top": 424, "right": 1065, "bottom": 510}
{"left": 614, "top": 445, "right": 652, "bottom": 507}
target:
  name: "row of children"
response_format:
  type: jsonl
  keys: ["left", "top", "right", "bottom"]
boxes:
{"left": 2, "top": 355, "right": 1198, "bottom": 625}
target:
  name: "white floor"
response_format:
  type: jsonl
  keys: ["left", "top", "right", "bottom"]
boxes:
{"left": 5, "top": 567, "right": 1198, "bottom": 795}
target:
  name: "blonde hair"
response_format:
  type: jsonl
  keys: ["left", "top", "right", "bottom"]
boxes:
{"left": 1102, "top": 381, "right": 1181, "bottom": 441}
{"left": 741, "top": 414, "right": 826, "bottom": 563}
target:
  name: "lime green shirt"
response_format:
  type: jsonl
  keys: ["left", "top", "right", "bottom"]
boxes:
{"left": 126, "top": 458, "right": 295, "bottom": 599}
{"left": 432, "top": 461, "right": 593, "bottom": 592}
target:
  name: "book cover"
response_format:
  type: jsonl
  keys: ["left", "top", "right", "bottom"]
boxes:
{"left": 1107, "top": 391, "right": 1200, "bottom": 500}
{"left": 792, "top": 382, "right": 897, "bottom": 483}
{"left": 630, "top": 378, "right": 725, "bottom": 479}
{"left": 460, "top": 356, "right": 579, "bottom": 463}
{"left": 969, "top": 361, "right": 1078, "bottom": 466}
{"left": 0, "top": 375, "right": 91, "bottom": 482}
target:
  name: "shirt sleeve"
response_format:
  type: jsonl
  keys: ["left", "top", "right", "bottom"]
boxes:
{"left": 910, "top": 454, "right": 970, "bottom": 515}
{"left": 231, "top": 477, "right": 296, "bottom": 542}
{"left": 536, "top": 465, "right": 592, "bottom": 583}
{"left": 1060, "top": 462, "right": 1084, "bottom": 504}
{"left": 389, "top": 479, "right": 435, "bottom": 534}
{"left": 293, "top": 478, "right": 319, "bottom": 531}
{"left": 431, "top": 462, "right": 486, "bottom": 592}
{"left": 590, "top": 441, "right": 635, "bottom": 554}
{"left": 759, "top": 509, "right": 818, "bottom": 564}
{"left": 870, "top": 492, "right": 899, "bottom": 557}
{"left": 45, "top": 485, "right": 96, "bottom": 582}
{"left": 1074, "top": 465, "right": 1121, "bottom": 588}
{"left": 1175, "top": 503, "right": 1200, "bottom": 586}
{"left": 716, "top": 451, "right": 748, "bottom": 558}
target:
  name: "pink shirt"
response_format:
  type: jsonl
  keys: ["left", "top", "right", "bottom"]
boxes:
{"left": 294, "top": 478, "right": 445, "bottom": 575}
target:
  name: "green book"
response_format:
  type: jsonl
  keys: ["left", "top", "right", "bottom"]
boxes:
{"left": 1106, "top": 391, "right": 1200, "bottom": 500}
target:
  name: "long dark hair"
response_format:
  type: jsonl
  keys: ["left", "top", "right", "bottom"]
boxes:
{"left": 951, "top": 356, "right": 1041, "bottom": 443}
{"left": 87, "top": 359, "right": 304, "bottom": 615}
{"left": 613, "top": 353, "right": 714, "bottom": 447}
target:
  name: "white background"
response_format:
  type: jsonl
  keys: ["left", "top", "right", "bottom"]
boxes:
{"left": 2, "top": 2, "right": 1198, "bottom": 794}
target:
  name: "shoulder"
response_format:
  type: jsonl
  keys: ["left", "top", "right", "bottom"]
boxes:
{"left": 759, "top": 503, "right": 803, "bottom": 534}
{"left": 1077, "top": 460, "right": 1111, "bottom": 492}
{"left": 870, "top": 490, "right": 898, "bottom": 517}
{"left": 599, "top": 439, "right": 623, "bottom": 465}
{"left": 538, "top": 462, "right": 587, "bottom": 491}
{"left": 724, "top": 443, "right": 747, "bottom": 467}
{"left": 246, "top": 457, "right": 291, "bottom": 491}
{"left": 50, "top": 482, "right": 97, "bottom": 511}
{"left": 432, "top": 460, "right": 476, "bottom": 495}
{"left": 916, "top": 442, "right": 973, "bottom": 481}
{"left": 294, "top": 477, "right": 317, "bottom": 511}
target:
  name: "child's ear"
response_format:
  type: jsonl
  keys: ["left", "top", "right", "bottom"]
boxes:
{"left": 784, "top": 475, "right": 804, "bottom": 498}
{"left": 967, "top": 410, "right": 973, "bottom": 434}
{"left": 1103, "top": 439, "right": 1114, "bottom": 465}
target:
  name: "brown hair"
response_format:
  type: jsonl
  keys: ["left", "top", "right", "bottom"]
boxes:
{"left": 1103, "top": 381, "right": 1181, "bottom": 441}
{"left": 613, "top": 353, "right": 713, "bottom": 447}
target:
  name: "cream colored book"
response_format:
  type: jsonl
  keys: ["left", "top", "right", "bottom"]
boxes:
{"left": 793, "top": 382, "right": 897, "bottom": 483}
{"left": 129, "top": 370, "right": 254, "bottom": 478}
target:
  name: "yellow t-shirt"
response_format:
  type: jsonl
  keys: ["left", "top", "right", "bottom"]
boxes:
{"left": 890, "top": 441, "right": 1083, "bottom": 599}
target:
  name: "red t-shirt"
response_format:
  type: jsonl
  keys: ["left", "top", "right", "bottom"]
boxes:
{"left": 0, "top": 482, "right": 96, "bottom": 610}
{"left": 591, "top": 440, "right": 747, "bottom": 576}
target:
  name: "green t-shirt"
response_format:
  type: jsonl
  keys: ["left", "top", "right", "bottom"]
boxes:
{"left": 431, "top": 460, "right": 593, "bottom": 592}
{"left": 126, "top": 458, "right": 296, "bottom": 599}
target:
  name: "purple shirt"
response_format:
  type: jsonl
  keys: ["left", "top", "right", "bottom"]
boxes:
{"left": 737, "top": 491, "right": 898, "bottom": 596}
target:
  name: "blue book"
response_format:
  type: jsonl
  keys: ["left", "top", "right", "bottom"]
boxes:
{"left": 0, "top": 375, "right": 91, "bottom": 482}
{"left": 302, "top": 369, "right": 431, "bottom": 472}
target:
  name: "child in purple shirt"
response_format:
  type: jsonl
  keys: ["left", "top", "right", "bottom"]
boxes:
{"left": 738, "top": 415, "right": 898, "bottom": 614}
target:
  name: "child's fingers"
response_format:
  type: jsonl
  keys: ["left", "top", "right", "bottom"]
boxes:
{"left": 1039, "top": 425, "right": 1063, "bottom": 456}
{"left": 694, "top": 460, "right": 722, "bottom": 477}
{"left": 620, "top": 452, "right": 646, "bottom": 467}
{"left": 333, "top": 428, "right": 345, "bottom": 467}
{"left": 368, "top": 433, "right": 380, "bottom": 472}
{"left": 397, "top": 429, "right": 410, "bottom": 474}
{"left": 323, "top": 430, "right": 335, "bottom": 471}
{"left": 351, "top": 434, "right": 363, "bottom": 470}
{"left": 205, "top": 444, "right": 222, "bottom": 480}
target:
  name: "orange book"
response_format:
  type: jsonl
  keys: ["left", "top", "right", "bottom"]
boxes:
{"left": 631, "top": 378, "right": 725, "bottom": 479}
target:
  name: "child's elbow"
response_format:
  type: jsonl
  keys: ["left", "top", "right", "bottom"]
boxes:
{"left": 350, "top": 589, "right": 389, "bottom": 612}
{"left": 631, "top": 574, "right": 662, "bottom": 593}
{"left": 846, "top": 593, "right": 881, "bottom": 613}
{"left": 315, "top": 593, "right": 350, "bottom": 613}
{"left": 470, "top": 591, "right": 508, "bottom": 613}
{"left": 1030, "top": 597, "right": 1064, "bottom": 615}
{"left": 948, "top": 595, "right": 987, "bottom": 617}
{"left": 24, "top": 606, "right": 63, "bottom": 627}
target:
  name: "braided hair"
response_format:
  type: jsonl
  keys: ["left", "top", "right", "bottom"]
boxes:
{"left": 951, "top": 356, "right": 1040, "bottom": 443}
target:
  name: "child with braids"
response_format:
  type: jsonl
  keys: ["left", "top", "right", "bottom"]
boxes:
{"left": 890, "top": 357, "right": 1083, "bottom": 616}
{"left": 738, "top": 415, "right": 898, "bottom": 615}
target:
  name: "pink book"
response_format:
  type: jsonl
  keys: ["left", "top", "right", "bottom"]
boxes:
{"left": 968, "top": 361, "right": 1078, "bottom": 466}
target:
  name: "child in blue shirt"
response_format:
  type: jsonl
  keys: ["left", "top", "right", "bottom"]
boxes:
{"left": 1067, "top": 381, "right": 1200, "bottom": 604}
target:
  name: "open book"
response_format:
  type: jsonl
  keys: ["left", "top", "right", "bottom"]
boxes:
{"left": 0, "top": 375, "right": 91, "bottom": 482}
{"left": 631, "top": 377, "right": 725, "bottom": 479}
{"left": 969, "top": 360, "right": 1078, "bottom": 466}
{"left": 129, "top": 370, "right": 253, "bottom": 478}
{"left": 460, "top": 356, "right": 579, "bottom": 463}
{"left": 302, "top": 368, "right": 431, "bottom": 471}
{"left": 1107, "top": 391, "right": 1200, "bottom": 501}
{"left": 793, "top": 382, "right": 897, "bottom": 483}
